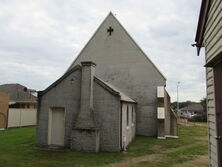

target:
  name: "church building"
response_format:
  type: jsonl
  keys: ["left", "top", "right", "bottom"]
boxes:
{"left": 36, "top": 12, "right": 177, "bottom": 152}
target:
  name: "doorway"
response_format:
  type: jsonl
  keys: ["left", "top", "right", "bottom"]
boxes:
{"left": 48, "top": 107, "right": 65, "bottom": 146}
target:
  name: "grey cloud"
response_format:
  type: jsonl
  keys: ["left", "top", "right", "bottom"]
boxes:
{"left": 0, "top": 0, "right": 204, "bottom": 101}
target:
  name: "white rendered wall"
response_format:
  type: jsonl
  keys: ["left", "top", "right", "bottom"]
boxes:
{"left": 121, "top": 102, "right": 136, "bottom": 150}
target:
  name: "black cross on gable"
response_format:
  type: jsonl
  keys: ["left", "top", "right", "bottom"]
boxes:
{"left": 107, "top": 26, "right": 114, "bottom": 36}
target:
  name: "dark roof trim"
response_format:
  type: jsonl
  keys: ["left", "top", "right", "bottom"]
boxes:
{"left": 194, "top": 0, "right": 211, "bottom": 55}
{"left": 205, "top": 51, "right": 222, "bottom": 67}
{"left": 38, "top": 65, "right": 81, "bottom": 97}
{"left": 94, "top": 77, "right": 120, "bottom": 97}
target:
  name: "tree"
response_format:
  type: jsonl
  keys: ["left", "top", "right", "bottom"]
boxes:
{"left": 200, "top": 97, "right": 207, "bottom": 112}
{"left": 171, "top": 100, "right": 194, "bottom": 110}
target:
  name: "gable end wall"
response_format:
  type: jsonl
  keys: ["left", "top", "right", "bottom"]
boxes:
{"left": 69, "top": 13, "right": 166, "bottom": 136}
{"left": 36, "top": 69, "right": 81, "bottom": 147}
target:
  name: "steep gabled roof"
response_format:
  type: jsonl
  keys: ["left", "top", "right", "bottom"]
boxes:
{"left": 38, "top": 63, "right": 136, "bottom": 104}
{"left": 67, "top": 12, "right": 166, "bottom": 80}
{"left": 38, "top": 65, "right": 81, "bottom": 96}
{"left": 94, "top": 77, "right": 136, "bottom": 103}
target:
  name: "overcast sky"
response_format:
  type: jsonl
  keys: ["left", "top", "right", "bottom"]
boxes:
{"left": 0, "top": 0, "right": 205, "bottom": 102}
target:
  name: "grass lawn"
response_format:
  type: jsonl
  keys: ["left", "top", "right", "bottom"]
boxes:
{"left": 0, "top": 124, "right": 208, "bottom": 167}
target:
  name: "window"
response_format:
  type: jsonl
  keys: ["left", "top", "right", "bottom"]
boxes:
{"left": 132, "top": 106, "right": 134, "bottom": 123}
{"left": 126, "top": 106, "right": 129, "bottom": 126}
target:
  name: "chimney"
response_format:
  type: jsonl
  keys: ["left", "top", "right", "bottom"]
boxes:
{"left": 71, "top": 61, "right": 100, "bottom": 152}
{"left": 75, "top": 61, "right": 96, "bottom": 129}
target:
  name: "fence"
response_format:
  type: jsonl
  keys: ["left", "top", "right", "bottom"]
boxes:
{"left": 0, "top": 92, "right": 9, "bottom": 129}
{"left": 7, "top": 109, "right": 37, "bottom": 128}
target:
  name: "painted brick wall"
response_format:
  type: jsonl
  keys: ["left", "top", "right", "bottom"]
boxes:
{"left": 36, "top": 69, "right": 81, "bottom": 147}
{"left": 93, "top": 81, "right": 121, "bottom": 152}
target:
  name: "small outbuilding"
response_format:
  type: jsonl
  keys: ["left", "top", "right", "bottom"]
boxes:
{"left": 37, "top": 62, "right": 136, "bottom": 152}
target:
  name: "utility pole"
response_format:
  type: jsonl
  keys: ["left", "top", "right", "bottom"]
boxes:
{"left": 177, "top": 82, "right": 180, "bottom": 112}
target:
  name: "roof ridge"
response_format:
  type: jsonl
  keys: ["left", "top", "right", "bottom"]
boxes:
{"left": 66, "top": 12, "right": 113, "bottom": 72}
{"left": 94, "top": 77, "right": 120, "bottom": 96}
{"left": 66, "top": 12, "right": 166, "bottom": 80}
{"left": 39, "top": 65, "right": 81, "bottom": 96}
{"left": 94, "top": 77, "right": 136, "bottom": 103}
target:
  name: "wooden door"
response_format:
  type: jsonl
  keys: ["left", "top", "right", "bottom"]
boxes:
{"left": 50, "top": 108, "right": 65, "bottom": 146}
{"left": 214, "top": 61, "right": 222, "bottom": 166}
